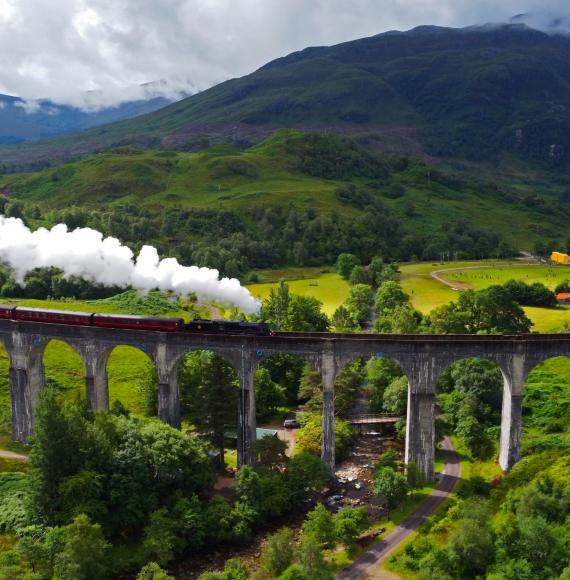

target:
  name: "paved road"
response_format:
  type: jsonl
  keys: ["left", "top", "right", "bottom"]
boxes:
{"left": 337, "top": 436, "right": 460, "bottom": 580}
{"left": 0, "top": 449, "right": 28, "bottom": 461}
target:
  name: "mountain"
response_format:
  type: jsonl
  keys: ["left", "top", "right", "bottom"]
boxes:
{"left": 0, "top": 92, "right": 181, "bottom": 145}
{"left": 1, "top": 22, "right": 570, "bottom": 172}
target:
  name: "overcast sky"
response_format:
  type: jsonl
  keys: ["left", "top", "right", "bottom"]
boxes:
{"left": 0, "top": 0, "right": 568, "bottom": 110}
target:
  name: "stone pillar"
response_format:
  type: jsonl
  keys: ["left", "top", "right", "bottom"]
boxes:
{"left": 82, "top": 346, "right": 109, "bottom": 411}
{"left": 156, "top": 344, "right": 181, "bottom": 429}
{"left": 403, "top": 355, "right": 439, "bottom": 482}
{"left": 499, "top": 354, "right": 528, "bottom": 472}
{"left": 9, "top": 334, "right": 45, "bottom": 441}
{"left": 237, "top": 349, "right": 256, "bottom": 468}
{"left": 320, "top": 347, "right": 337, "bottom": 473}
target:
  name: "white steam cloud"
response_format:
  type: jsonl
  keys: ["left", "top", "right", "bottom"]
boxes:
{"left": 0, "top": 216, "right": 260, "bottom": 314}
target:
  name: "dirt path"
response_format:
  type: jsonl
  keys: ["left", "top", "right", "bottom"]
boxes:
{"left": 0, "top": 449, "right": 28, "bottom": 461}
{"left": 429, "top": 263, "right": 542, "bottom": 291}
{"left": 336, "top": 436, "right": 460, "bottom": 580}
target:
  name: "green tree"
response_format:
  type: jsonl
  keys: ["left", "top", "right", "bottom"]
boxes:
{"left": 336, "top": 253, "right": 360, "bottom": 279}
{"left": 374, "top": 467, "right": 409, "bottom": 508}
{"left": 287, "top": 295, "right": 329, "bottom": 332}
{"left": 259, "top": 528, "right": 295, "bottom": 578}
{"left": 263, "top": 281, "right": 290, "bottom": 330}
{"left": 331, "top": 305, "right": 358, "bottom": 332}
{"left": 295, "top": 414, "right": 354, "bottom": 461}
{"left": 375, "top": 281, "right": 409, "bottom": 314}
{"left": 254, "top": 437, "right": 288, "bottom": 470}
{"left": 137, "top": 562, "right": 175, "bottom": 580}
{"left": 448, "top": 518, "right": 495, "bottom": 577}
{"left": 348, "top": 265, "right": 369, "bottom": 285}
{"left": 51, "top": 514, "right": 110, "bottom": 580}
{"left": 255, "top": 367, "right": 287, "bottom": 419}
{"left": 179, "top": 351, "right": 239, "bottom": 469}
{"left": 429, "top": 287, "right": 532, "bottom": 334}
{"left": 143, "top": 508, "right": 183, "bottom": 566}
{"left": 302, "top": 504, "right": 335, "bottom": 549}
{"left": 345, "top": 284, "right": 373, "bottom": 326}
{"left": 406, "top": 462, "right": 425, "bottom": 495}
{"left": 235, "top": 466, "right": 264, "bottom": 516}
{"left": 298, "top": 532, "right": 333, "bottom": 580}
{"left": 199, "top": 558, "right": 249, "bottom": 580}
{"left": 333, "top": 507, "right": 368, "bottom": 552}
{"left": 286, "top": 454, "right": 330, "bottom": 506}
{"left": 366, "top": 358, "right": 403, "bottom": 412}
{"left": 382, "top": 376, "right": 408, "bottom": 415}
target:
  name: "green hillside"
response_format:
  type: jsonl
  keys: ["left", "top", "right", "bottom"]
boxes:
{"left": 1, "top": 24, "right": 570, "bottom": 172}
{"left": 2, "top": 130, "right": 569, "bottom": 281}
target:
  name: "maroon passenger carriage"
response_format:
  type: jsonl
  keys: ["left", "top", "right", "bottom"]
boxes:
{"left": 0, "top": 305, "right": 271, "bottom": 335}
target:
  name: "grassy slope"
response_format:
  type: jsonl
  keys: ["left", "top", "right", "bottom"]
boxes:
{"left": 401, "top": 260, "right": 570, "bottom": 332}
{"left": 248, "top": 272, "right": 349, "bottom": 316}
{"left": 2, "top": 131, "right": 570, "bottom": 252}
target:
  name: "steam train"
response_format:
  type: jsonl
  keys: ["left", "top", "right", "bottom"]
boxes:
{"left": 0, "top": 305, "right": 271, "bottom": 335}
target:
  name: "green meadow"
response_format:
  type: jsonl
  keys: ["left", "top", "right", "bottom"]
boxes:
{"left": 248, "top": 271, "right": 349, "bottom": 316}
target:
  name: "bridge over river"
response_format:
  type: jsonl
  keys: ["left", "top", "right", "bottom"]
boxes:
{"left": 3, "top": 319, "right": 569, "bottom": 480}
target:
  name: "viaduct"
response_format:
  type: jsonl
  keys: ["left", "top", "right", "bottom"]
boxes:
{"left": 3, "top": 319, "right": 570, "bottom": 481}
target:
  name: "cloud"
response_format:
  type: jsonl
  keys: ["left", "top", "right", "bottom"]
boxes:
{"left": 0, "top": 216, "right": 260, "bottom": 313}
{"left": 0, "top": 0, "right": 568, "bottom": 110}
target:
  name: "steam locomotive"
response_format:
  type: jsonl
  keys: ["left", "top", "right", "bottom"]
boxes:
{"left": 0, "top": 306, "right": 271, "bottom": 335}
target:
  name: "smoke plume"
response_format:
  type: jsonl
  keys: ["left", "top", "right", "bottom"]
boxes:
{"left": 0, "top": 216, "right": 260, "bottom": 314}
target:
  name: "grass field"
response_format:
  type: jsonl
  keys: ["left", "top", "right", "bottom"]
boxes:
{"left": 248, "top": 272, "right": 349, "bottom": 316}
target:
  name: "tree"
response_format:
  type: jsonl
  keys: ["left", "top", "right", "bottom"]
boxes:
{"left": 349, "top": 265, "right": 369, "bottom": 285}
{"left": 382, "top": 376, "right": 408, "bottom": 415}
{"left": 179, "top": 351, "right": 239, "bottom": 469}
{"left": 295, "top": 414, "right": 354, "bottom": 461}
{"left": 555, "top": 280, "right": 570, "bottom": 294}
{"left": 263, "top": 281, "right": 290, "bottom": 330}
{"left": 137, "top": 562, "right": 175, "bottom": 580}
{"left": 262, "top": 282, "right": 329, "bottom": 332}
{"left": 375, "top": 304, "right": 420, "bottom": 334}
{"left": 51, "top": 514, "right": 110, "bottom": 580}
{"left": 277, "top": 565, "right": 307, "bottom": 580}
{"left": 286, "top": 454, "right": 330, "bottom": 506}
{"left": 366, "top": 358, "right": 403, "bottom": 413}
{"left": 235, "top": 466, "right": 265, "bottom": 516}
{"left": 199, "top": 558, "right": 249, "bottom": 580}
{"left": 255, "top": 367, "right": 287, "bottom": 418}
{"left": 374, "top": 467, "right": 409, "bottom": 508}
{"left": 448, "top": 518, "right": 495, "bottom": 577}
{"left": 302, "top": 504, "right": 335, "bottom": 549}
{"left": 331, "top": 305, "right": 358, "bottom": 332}
{"left": 406, "top": 462, "right": 425, "bottom": 495}
{"left": 143, "top": 508, "right": 184, "bottom": 566}
{"left": 254, "top": 437, "right": 288, "bottom": 470}
{"left": 336, "top": 253, "right": 360, "bottom": 279}
{"left": 287, "top": 295, "right": 329, "bottom": 332}
{"left": 333, "top": 507, "right": 368, "bottom": 552}
{"left": 429, "top": 287, "right": 532, "bottom": 334}
{"left": 345, "top": 284, "right": 373, "bottom": 326}
{"left": 259, "top": 528, "right": 295, "bottom": 578}
{"left": 30, "top": 389, "right": 82, "bottom": 525}
{"left": 375, "top": 281, "right": 409, "bottom": 314}
{"left": 298, "top": 532, "right": 333, "bottom": 580}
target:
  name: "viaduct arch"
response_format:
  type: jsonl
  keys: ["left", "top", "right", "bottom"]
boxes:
{"left": 2, "top": 319, "right": 568, "bottom": 481}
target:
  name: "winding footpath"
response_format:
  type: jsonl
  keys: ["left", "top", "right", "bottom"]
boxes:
{"left": 337, "top": 436, "right": 460, "bottom": 580}
{"left": 429, "top": 262, "right": 542, "bottom": 291}
{"left": 0, "top": 449, "right": 28, "bottom": 461}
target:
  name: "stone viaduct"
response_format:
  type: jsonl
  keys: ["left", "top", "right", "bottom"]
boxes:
{"left": 3, "top": 319, "right": 570, "bottom": 480}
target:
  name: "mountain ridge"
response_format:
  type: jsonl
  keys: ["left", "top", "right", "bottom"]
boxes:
{"left": 1, "top": 22, "right": 570, "bottom": 172}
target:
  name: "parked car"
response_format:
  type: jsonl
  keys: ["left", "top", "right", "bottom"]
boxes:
{"left": 283, "top": 417, "right": 299, "bottom": 429}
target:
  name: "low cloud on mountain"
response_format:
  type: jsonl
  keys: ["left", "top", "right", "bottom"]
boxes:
{"left": 0, "top": 0, "right": 568, "bottom": 110}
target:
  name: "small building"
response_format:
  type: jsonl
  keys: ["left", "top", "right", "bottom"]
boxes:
{"left": 556, "top": 293, "right": 570, "bottom": 304}
{"left": 551, "top": 251, "right": 569, "bottom": 265}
